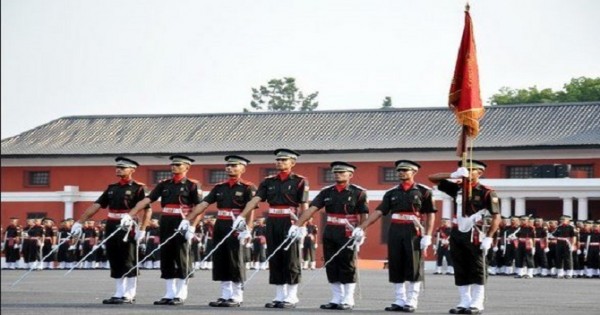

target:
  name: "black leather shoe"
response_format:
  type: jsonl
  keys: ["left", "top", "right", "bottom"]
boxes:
{"left": 209, "top": 298, "right": 227, "bottom": 307}
{"left": 402, "top": 305, "right": 416, "bottom": 313}
{"left": 464, "top": 307, "right": 482, "bottom": 314}
{"left": 119, "top": 297, "right": 135, "bottom": 304}
{"left": 449, "top": 307, "right": 467, "bottom": 314}
{"left": 277, "top": 302, "right": 296, "bottom": 309}
{"left": 221, "top": 299, "right": 241, "bottom": 307}
{"left": 102, "top": 297, "right": 122, "bottom": 304}
{"left": 265, "top": 301, "right": 282, "bottom": 308}
{"left": 385, "top": 304, "right": 405, "bottom": 312}
{"left": 337, "top": 303, "right": 353, "bottom": 310}
{"left": 154, "top": 298, "right": 172, "bottom": 305}
{"left": 320, "top": 303, "right": 339, "bottom": 310}
{"left": 169, "top": 298, "right": 184, "bottom": 305}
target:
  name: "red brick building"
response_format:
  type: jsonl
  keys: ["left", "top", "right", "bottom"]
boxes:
{"left": 2, "top": 102, "right": 599, "bottom": 261}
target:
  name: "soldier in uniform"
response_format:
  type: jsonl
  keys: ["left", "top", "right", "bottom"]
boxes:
{"left": 180, "top": 155, "right": 257, "bottom": 307}
{"left": 125, "top": 155, "right": 202, "bottom": 306}
{"left": 355, "top": 160, "right": 434, "bottom": 313}
{"left": 532, "top": 218, "right": 550, "bottom": 277}
{"left": 21, "top": 218, "right": 35, "bottom": 269}
{"left": 97, "top": 220, "right": 111, "bottom": 269}
{"left": 429, "top": 159, "right": 500, "bottom": 315}
{"left": 3, "top": 217, "right": 22, "bottom": 269}
{"left": 433, "top": 218, "right": 454, "bottom": 275}
{"left": 251, "top": 218, "right": 268, "bottom": 270}
{"left": 70, "top": 157, "right": 149, "bottom": 304}
{"left": 551, "top": 215, "right": 576, "bottom": 278}
{"left": 546, "top": 220, "right": 559, "bottom": 276}
{"left": 26, "top": 217, "right": 44, "bottom": 270}
{"left": 500, "top": 216, "right": 519, "bottom": 276}
{"left": 586, "top": 220, "right": 600, "bottom": 278}
{"left": 143, "top": 216, "right": 161, "bottom": 269}
{"left": 514, "top": 216, "right": 535, "bottom": 278}
{"left": 41, "top": 218, "right": 57, "bottom": 269}
{"left": 290, "top": 161, "right": 368, "bottom": 310}
{"left": 579, "top": 220, "right": 593, "bottom": 278}
{"left": 491, "top": 217, "right": 508, "bottom": 275}
{"left": 81, "top": 219, "right": 99, "bottom": 269}
{"left": 302, "top": 217, "right": 319, "bottom": 270}
{"left": 56, "top": 219, "right": 72, "bottom": 269}
{"left": 235, "top": 148, "right": 310, "bottom": 309}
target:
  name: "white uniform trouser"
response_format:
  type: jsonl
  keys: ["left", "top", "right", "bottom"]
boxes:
{"left": 393, "top": 282, "right": 407, "bottom": 306}
{"left": 341, "top": 283, "right": 356, "bottom": 306}
{"left": 123, "top": 277, "right": 137, "bottom": 299}
{"left": 470, "top": 284, "right": 485, "bottom": 310}
{"left": 405, "top": 282, "right": 421, "bottom": 308}
{"left": 284, "top": 284, "right": 299, "bottom": 304}
{"left": 330, "top": 283, "right": 343, "bottom": 304}
{"left": 174, "top": 279, "right": 188, "bottom": 300}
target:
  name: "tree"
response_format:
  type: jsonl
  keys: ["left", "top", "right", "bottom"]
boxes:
{"left": 247, "top": 77, "right": 319, "bottom": 111}
{"left": 381, "top": 96, "right": 392, "bottom": 108}
{"left": 489, "top": 76, "right": 600, "bottom": 105}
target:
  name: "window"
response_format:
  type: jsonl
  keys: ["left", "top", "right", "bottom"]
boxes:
{"left": 26, "top": 171, "right": 50, "bottom": 186}
{"left": 381, "top": 167, "right": 397, "bottom": 183}
{"left": 507, "top": 165, "right": 534, "bottom": 178}
{"left": 571, "top": 164, "right": 594, "bottom": 178}
{"left": 320, "top": 167, "right": 335, "bottom": 184}
{"left": 208, "top": 169, "right": 228, "bottom": 184}
{"left": 152, "top": 170, "right": 171, "bottom": 184}
{"left": 262, "top": 168, "right": 279, "bottom": 177}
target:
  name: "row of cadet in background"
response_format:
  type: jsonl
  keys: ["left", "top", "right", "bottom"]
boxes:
{"left": 4, "top": 213, "right": 598, "bottom": 278}
{"left": 1, "top": 215, "right": 320, "bottom": 271}
{"left": 433, "top": 215, "right": 600, "bottom": 279}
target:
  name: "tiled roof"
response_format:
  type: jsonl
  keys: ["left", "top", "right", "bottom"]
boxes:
{"left": 2, "top": 102, "right": 599, "bottom": 157}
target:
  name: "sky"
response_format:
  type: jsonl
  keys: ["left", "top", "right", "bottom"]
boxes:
{"left": 2, "top": 0, "right": 599, "bottom": 139}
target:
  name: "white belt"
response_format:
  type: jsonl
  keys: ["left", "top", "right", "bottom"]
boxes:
{"left": 107, "top": 212, "right": 128, "bottom": 219}
{"left": 217, "top": 210, "right": 239, "bottom": 217}
{"left": 268, "top": 208, "right": 292, "bottom": 215}
{"left": 163, "top": 207, "right": 183, "bottom": 214}
{"left": 391, "top": 213, "right": 418, "bottom": 221}
{"left": 326, "top": 216, "right": 350, "bottom": 224}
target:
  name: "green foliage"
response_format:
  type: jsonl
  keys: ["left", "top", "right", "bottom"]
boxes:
{"left": 489, "top": 76, "right": 600, "bottom": 105}
{"left": 247, "top": 77, "right": 319, "bottom": 111}
{"left": 381, "top": 96, "right": 392, "bottom": 108}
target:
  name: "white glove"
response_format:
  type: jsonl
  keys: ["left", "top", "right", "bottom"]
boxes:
{"left": 583, "top": 250, "right": 588, "bottom": 256}
{"left": 177, "top": 219, "right": 191, "bottom": 232}
{"left": 420, "top": 235, "right": 432, "bottom": 250}
{"left": 500, "top": 245, "right": 505, "bottom": 251}
{"left": 299, "top": 226, "right": 307, "bottom": 239}
{"left": 120, "top": 214, "right": 134, "bottom": 229}
{"left": 52, "top": 244, "right": 58, "bottom": 249}
{"left": 287, "top": 225, "right": 301, "bottom": 240}
{"left": 450, "top": 167, "right": 469, "bottom": 179}
{"left": 576, "top": 249, "right": 581, "bottom": 255}
{"left": 544, "top": 247, "right": 550, "bottom": 253}
{"left": 480, "top": 236, "right": 493, "bottom": 253}
{"left": 14, "top": 244, "right": 20, "bottom": 249}
{"left": 92, "top": 245, "right": 99, "bottom": 250}
{"left": 351, "top": 227, "right": 365, "bottom": 243}
{"left": 238, "top": 230, "right": 251, "bottom": 242}
{"left": 493, "top": 246, "right": 499, "bottom": 252}
{"left": 433, "top": 245, "right": 438, "bottom": 251}
{"left": 232, "top": 216, "right": 246, "bottom": 231}
{"left": 531, "top": 248, "right": 536, "bottom": 256}
{"left": 70, "top": 222, "right": 83, "bottom": 237}
{"left": 101, "top": 244, "right": 106, "bottom": 250}
{"left": 469, "top": 212, "right": 483, "bottom": 223}
{"left": 184, "top": 226, "right": 196, "bottom": 242}
{"left": 135, "top": 229, "right": 146, "bottom": 242}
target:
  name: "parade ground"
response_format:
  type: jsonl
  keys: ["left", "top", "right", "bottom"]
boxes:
{"left": 1, "top": 268, "right": 597, "bottom": 315}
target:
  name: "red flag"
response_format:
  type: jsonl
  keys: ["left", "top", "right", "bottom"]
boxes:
{"left": 449, "top": 7, "right": 484, "bottom": 139}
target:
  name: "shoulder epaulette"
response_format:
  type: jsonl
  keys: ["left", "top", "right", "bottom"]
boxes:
{"left": 187, "top": 178, "right": 200, "bottom": 184}
{"left": 417, "top": 183, "right": 433, "bottom": 190}
{"left": 350, "top": 183, "right": 367, "bottom": 191}
{"left": 239, "top": 179, "right": 256, "bottom": 186}
{"left": 132, "top": 180, "right": 146, "bottom": 186}
{"left": 322, "top": 184, "right": 336, "bottom": 190}
{"left": 265, "top": 174, "right": 277, "bottom": 179}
